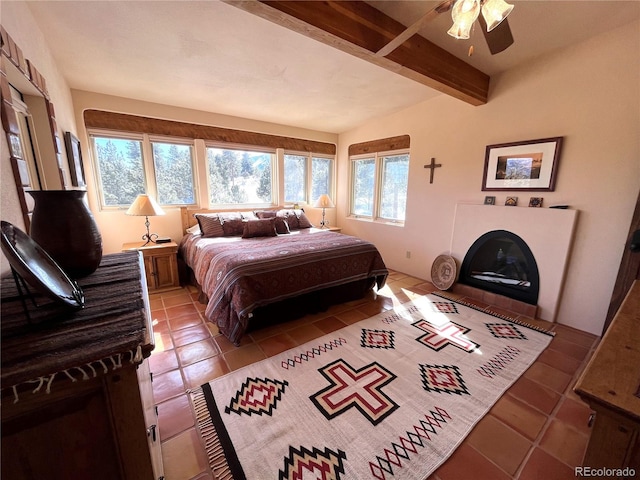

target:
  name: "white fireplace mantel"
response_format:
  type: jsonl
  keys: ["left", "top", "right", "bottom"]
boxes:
{"left": 450, "top": 204, "right": 578, "bottom": 321}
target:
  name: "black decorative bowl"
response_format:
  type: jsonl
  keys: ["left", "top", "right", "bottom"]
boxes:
{"left": 1, "top": 221, "right": 84, "bottom": 309}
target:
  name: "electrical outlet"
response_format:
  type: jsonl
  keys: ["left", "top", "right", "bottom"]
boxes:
{"left": 406, "top": 251, "right": 411, "bottom": 259}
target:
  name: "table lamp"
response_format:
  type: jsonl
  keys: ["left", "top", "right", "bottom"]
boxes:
{"left": 313, "top": 194, "right": 335, "bottom": 229}
{"left": 126, "top": 194, "right": 165, "bottom": 245}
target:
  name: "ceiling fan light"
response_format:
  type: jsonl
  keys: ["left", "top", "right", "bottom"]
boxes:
{"left": 447, "top": 21, "right": 473, "bottom": 39}
{"left": 481, "top": 0, "right": 514, "bottom": 32}
{"left": 448, "top": 0, "right": 480, "bottom": 39}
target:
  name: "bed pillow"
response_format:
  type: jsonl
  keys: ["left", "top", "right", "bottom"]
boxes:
{"left": 221, "top": 218, "right": 246, "bottom": 236}
{"left": 274, "top": 216, "right": 290, "bottom": 234}
{"left": 296, "top": 210, "right": 313, "bottom": 229}
{"left": 218, "top": 212, "right": 243, "bottom": 222}
{"left": 242, "top": 218, "right": 278, "bottom": 238}
{"left": 186, "top": 224, "right": 201, "bottom": 235}
{"left": 277, "top": 209, "right": 299, "bottom": 230}
{"left": 241, "top": 211, "right": 258, "bottom": 221}
{"left": 195, "top": 214, "right": 224, "bottom": 238}
{"left": 255, "top": 210, "right": 277, "bottom": 219}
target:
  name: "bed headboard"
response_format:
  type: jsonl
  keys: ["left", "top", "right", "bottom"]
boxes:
{"left": 180, "top": 206, "right": 285, "bottom": 235}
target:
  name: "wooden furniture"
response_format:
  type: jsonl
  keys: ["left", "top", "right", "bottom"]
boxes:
{"left": 1, "top": 252, "right": 164, "bottom": 480}
{"left": 574, "top": 280, "right": 640, "bottom": 471}
{"left": 123, "top": 241, "right": 180, "bottom": 292}
{"left": 326, "top": 226, "right": 341, "bottom": 233}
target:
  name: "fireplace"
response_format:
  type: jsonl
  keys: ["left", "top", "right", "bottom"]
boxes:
{"left": 450, "top": 204, "right": 578, "bottom": 321}
{"left": 459, "top": 230, "right": 539, "bottom": 305}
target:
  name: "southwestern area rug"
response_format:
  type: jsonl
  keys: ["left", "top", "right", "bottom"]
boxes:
{"left": 192, "top": 293, "right": 554, "bottom": 479}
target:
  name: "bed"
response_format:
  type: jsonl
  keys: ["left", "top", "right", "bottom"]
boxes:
{"left": 178, "top": 207, "right": 388, "bottom": 345}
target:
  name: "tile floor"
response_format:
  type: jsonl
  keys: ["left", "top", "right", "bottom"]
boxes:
{"left": 148, "top": 270, "right": 599, "bottom": 480}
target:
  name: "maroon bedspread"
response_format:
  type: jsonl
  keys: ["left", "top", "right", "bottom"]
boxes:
{"left": 179, "top": 231, "right": 388, "bottom": 344}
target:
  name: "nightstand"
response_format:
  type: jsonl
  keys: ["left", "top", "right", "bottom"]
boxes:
{"left": 122, "top": 241, "right": 180, "bottom": 292}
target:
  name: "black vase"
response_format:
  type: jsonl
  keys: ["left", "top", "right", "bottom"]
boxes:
{"left": 28, "top": 190, "right": 103, "bottom": 278}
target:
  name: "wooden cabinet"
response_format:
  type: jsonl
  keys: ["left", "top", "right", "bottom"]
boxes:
{"left": 123, "top": 241, "right": 180, "bottom": 292}
{"left": 574, "top": 280, "right": 640, "bottom": 472}
{"left": 1, "top": 252, "right": 164, "bottom": 480}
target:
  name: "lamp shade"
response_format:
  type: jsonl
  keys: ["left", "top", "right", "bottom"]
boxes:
{"left": 481, "top": 0, "right": 514, "bottom": 32}
{"left": 448, "top": 0, "right": 480, "bottom": 39}
{"left": 126, "top": 194, "right": 165, "bottom": 217}
{"left": 313, "top": 194, "right": 335, "bottom": 209}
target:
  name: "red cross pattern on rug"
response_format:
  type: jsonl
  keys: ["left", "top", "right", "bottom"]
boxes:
{"left": 412, "top": 318, "right": 480, "bottom": 353}
{"left": 310, "top": 359, "right": 398, "bottom": 426}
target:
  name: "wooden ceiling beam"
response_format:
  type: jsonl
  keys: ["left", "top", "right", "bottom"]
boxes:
{"left": 226, "top": 0, "right": 489, "bottom": 105}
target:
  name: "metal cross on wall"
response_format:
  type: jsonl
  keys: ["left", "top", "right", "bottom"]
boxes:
{"left": 424, "top": 158, "right": 442, "bottom": 184}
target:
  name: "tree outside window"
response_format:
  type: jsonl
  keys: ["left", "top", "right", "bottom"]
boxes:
{"left": 207, "top": 147, "right": 273, "bottom": 205}
{"left": 91, "top": 135, "right": 197, "bottom": 208}
{"left": 152, "top": 142, "right": 196, "bottom": 205}
{"left": 93, "top": 136, "right": 145, "bottom": 206}
{"left": 350, "top": 151, "right": 409, "bottom": 223}
{"left": 284, "top": 153, "right": 334, "bottom": 205}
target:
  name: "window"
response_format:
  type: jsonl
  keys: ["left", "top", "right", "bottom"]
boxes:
{"left": 151, "top": 141, "right": 196, "bottom": 205}
{"left": 284, "top": 152, "right": 334, "bottom": 204}
{"left": 92, "top": 135, "right": 145, "bottom": 207}
{"left": 90, "top": 133, "right": 197, "bottom": 208}
{"left": 350, "top": 150, "right": 409, "bottom": 223}
{"left": 284, "top": 154, "right": 306, "bottom": 203}
{"left": 206, "top": 146, "right": 274, "bottom": 205}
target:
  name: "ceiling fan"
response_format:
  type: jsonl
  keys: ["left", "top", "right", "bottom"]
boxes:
{"left": 435, "top": 0, "right": 515, "bottom": 55}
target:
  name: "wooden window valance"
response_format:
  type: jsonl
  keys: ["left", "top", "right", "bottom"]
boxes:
{"left": 348, "top": 135, "right": 410, "bottom": 156}
{"left": 83, "top": 110, "right": 336, "bottom": 155}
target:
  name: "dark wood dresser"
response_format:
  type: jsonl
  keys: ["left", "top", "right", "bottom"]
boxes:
{"left": 574, "top": 280, "right": 640, "bottom": 472}
{"left": 1, "top": 252, "right": 164, "bottom": 480}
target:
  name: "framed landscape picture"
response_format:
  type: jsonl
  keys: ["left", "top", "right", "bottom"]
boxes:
{"left": 482, "top": 137, "right": 563, "bottom": 191}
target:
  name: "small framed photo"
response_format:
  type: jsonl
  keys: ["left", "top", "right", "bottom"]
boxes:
{"left": 529, "top": 197, "right": 543, "bottom": 207}
{"left": 482, "top": 137, "right": 563, "bottom": 191}
{"left": 505, "top": 196, "right": 518, "bottom": 206}
{"left": 484, "top": 196, "right": 496, "bottom": 205}
{"left": 64, "top": 131, "right": 86, "bottom": 187}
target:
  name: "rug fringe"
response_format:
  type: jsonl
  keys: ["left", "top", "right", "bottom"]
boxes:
{"left": 192, "top": 386, "right": 234, "bottom": 480}
{"left": 431, "top": 292, "right": 555, "bottom": 337}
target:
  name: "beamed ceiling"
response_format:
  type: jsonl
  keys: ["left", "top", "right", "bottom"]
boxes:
{"left": 229, "top": 1, "right": 490, "bottom": 105}
{"left": 20, "top": 1, "right": 640, "bottom": 133}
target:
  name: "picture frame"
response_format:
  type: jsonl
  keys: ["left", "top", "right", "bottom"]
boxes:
{"left": 482, "top": 137, "right": 563, "bottom": 191}
{"left": 505, "top": 196, "right": 518, "bottom": 206}
{"left": 529, "top": 197, "right": 543, "bottom": 207}
{"left": 484, "top": 196, "right": 496, "bottom": 205}
{"left": 64, "top": 131, "right": 86, "bottom": 187}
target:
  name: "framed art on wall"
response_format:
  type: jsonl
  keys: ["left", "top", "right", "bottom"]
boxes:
{"left": 482, "top": 137, "right": 563, "bottom": 191}
{"left": 64, "top": 131, "right": 86, "bottom": 187}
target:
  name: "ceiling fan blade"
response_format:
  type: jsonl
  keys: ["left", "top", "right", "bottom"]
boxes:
{"left": 479, "top": 16, "right": 514, "bottom": 55}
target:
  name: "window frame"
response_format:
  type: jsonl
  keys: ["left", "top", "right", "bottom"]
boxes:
{"left": 205, "top": 141, "right": 277, "bottom": 209}
{"left": 283, "top": 150, "right": 335, "bottom": 206}
{"left": 88, "top": 129, "right": 198, "bottom": 210}
{"left": 149, "top": 136, "right": 198, "bottom": 207}
{"left": 349, "top": 148, "right": 410, "bottom": 225}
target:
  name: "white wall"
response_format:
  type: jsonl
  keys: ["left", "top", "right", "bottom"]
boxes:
{"left": 1, "top": 2, "right": 78, "bottom": 274}
{"left": 337, "top": 20, "right": 640, "bottom": 336}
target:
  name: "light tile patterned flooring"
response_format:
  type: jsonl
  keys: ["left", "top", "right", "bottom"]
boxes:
{"left": 148, "top": 270, "right": 599, "bottom": 480}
